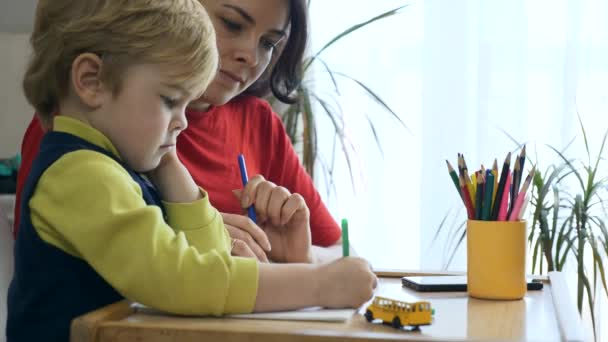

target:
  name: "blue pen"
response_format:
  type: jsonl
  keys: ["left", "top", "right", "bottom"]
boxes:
{"left": 237, "top": 154, "right": 257, "bottom": 223}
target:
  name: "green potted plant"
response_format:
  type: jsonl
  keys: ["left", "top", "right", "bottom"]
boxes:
{"left": 269, "top": 4, "right": 409, "bottom": 185}
{"left": 528, "top": 117, "right": 608, "bottom": 339}
{"left": 434, "top": 117, "right": 608, "bottom": 340}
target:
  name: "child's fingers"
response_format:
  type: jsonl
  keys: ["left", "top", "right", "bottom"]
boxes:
{"left": 230, "top": 237, "right": 269, "bottom": 263}
{"left": 280, "top": 193, "right": 307, "bottom": 225}
{"left": 231, "top": 239, "right": 256, "bottom": 258}
{"left": 228, "top": 227, "right": 269, "bottom": 262}
{"left": 221, "top": 212, "right": 271, "bottom": 252}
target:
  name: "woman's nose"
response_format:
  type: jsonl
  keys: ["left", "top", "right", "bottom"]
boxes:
{"left": 233, "top": 38, "right": 259, "bottom": 67}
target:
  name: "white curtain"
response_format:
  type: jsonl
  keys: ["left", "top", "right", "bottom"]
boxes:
{"left": 310, "top": 0, "right": 608, "bottom": 338}
{"left": 310, "top": 0, "right": 608, "bottom": 269}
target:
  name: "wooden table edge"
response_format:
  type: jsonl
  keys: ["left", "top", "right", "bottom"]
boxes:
{"left": 69, "top": 270, "right": 579, "bottom": 342}
{"left": 70, "top": 300, "right": 134, "bottom": 342}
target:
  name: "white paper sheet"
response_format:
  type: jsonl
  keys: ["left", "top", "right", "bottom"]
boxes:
{"left": 131, "top": 302, "right": 354, "bottom": 322}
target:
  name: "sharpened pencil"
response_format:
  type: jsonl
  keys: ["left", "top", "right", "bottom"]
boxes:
{"left": 491, "top": 152, "right": 511, "bottom": 220}
{"left": 446, "top": 160, "right": 461, "bottom": 199}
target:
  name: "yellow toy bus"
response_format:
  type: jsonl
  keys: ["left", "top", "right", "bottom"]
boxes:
{"left": 364, "top": 296, "right": 433, "bottom": 329}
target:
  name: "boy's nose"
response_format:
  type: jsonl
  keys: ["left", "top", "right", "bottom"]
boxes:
{"left": 171, "top": 110, "right": 188, "bottom": 133}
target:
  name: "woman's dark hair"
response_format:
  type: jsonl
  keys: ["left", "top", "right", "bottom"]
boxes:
{"left": 243, "top": 0, "right": 307, "bottom": 104}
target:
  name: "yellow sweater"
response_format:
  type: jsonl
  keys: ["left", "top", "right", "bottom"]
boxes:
{"left": 29, "top": 116, "right": 258, "bottom": 315}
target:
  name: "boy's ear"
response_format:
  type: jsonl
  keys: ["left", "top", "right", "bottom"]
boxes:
{"left": 70, "top": 53, "right": 106, "bottom": 108}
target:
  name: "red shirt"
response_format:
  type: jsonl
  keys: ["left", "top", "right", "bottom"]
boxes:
{"left": 14, "top": 96, "right": 341, "bottom": 246}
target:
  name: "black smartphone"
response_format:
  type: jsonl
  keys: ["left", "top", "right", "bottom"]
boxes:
{"left": 401, "top": 275, "right": 543, "bottom": 292}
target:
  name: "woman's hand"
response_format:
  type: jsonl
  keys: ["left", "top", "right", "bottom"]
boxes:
{"left": 235, "top": 175, "right": 313, "bottom": 263}
{"left": 221, "top": 212, "right": 271, "bottom": 263}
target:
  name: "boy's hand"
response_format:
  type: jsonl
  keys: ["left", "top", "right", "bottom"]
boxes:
{"left": 147, "top": 151, "right": 201, "bottom": 203}
{"left": 147, "top": 150, "right": 181, "bottom": 192}
{"left": 316, "top": 257, "right": 377, "bottom": 308}
{"left": 234, "top": 175, "right": 312, "bottom": 263}
{"left": 221, "top": 212, "right": 271, "bottom": 263}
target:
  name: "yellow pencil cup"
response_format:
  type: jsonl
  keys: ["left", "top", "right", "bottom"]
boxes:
{"left": 467, "top": 220, "right": 526, "bottom": 300}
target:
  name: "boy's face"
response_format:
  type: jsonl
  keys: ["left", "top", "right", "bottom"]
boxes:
{"left": 90, "top": 64, "right": 194, "bottom": 172}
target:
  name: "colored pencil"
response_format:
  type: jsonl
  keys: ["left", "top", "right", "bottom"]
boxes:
{"left": 448, "top": 151, "right": 530, "bottom": 222}
{"left": 515, "top": 145, "right": 526, "bottom": 197}
{"left": 482, "top": 170, "right": 494, "bottom": 220}
{"left": 341, "top": 219, "right": 349, "bottom": 257}
{"left": 491, "top": 152, "right": 512, "bottom": 220}
{"left": 508, "top": 157, "right": 521, "bottom": 217}
{"left": 497, "top": 172, "right": 512, "bottom": 221}
{"left": 446, "top": 160, "right": 461, "bottom": 198}
{"left": 517, "top": 193, "right": 531, "bottom": 220}
{"left": 512, "top": 146, "right": 526, "bottom": 201}
{"left": 460, "top": 175, "right": 475, "bottom": 219}
{"left": 519, "top": 145, "right": 526, "bottom": 180}
{"left": 457, "top": 153, "right": 464, "bottom": 176}
{"left": 491, "top": 159, "right": 499, "bottom": 209}
{"left": 471, "top": 172, "right": 477, "bottom": 206}
{"left": 237, "top": 154, "right": 257, "bottom": 224}
{"left": 475, "top": 172, "right": 484, "bottom": 220}
{"left": 509, "top": 167, "right": 535, "bottom": 220}
{"left": 462, "top": 154, "right": 475, "bottom": 204}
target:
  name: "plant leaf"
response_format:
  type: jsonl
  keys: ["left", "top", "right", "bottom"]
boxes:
{"left": 445, "top": 224, "right": 466, "bottom": 270}
{"left": 576, "top": 112, "right": 591, "bottom": 165}
{"left": 548, "top": 145, "right": 586, "bottom": 192}
{"left": 310, "top": 93, "right": 357, "bottom": 189}
{"left": 304, "top": 5, "right": 408, "bottom": 71}
{"left": 316, "top": 58, "right": 341, "bottom": 95}
{"left": 334, "top": 71, "right": 411, "bottom": 133}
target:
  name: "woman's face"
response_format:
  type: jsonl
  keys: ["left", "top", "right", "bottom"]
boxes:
{"left": 192, "top": 0, "right": 289, "bottom": 108}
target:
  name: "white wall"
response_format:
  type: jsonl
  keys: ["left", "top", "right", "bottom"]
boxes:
{"left": 0, "top": 33, "right": 33, "bottom": 158}
{"left": 0, "top": 195, "right": 15, "bottom": 342}
{"left": 0, "top": 0, "right": 35, "bottom": 33}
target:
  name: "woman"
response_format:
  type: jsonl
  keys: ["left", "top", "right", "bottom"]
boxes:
{"left": 14, "top": 0, "right": 343, "bottom": 263}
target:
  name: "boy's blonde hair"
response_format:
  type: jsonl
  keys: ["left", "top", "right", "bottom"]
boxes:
{"left": 24, "top": 0, "right": 218, "bottom": 126}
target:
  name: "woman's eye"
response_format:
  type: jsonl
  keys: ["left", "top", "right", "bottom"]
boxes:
{"left": 261, "top": 39, "right": 277, "bottom": 52}
{"left": 221, "top": 18, "right": 241, "bottom": 32}
{"left": 161, "top": 95, "right": 178, "bottom": 109}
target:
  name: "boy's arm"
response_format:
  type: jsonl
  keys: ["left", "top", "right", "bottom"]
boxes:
{"left": 146, "top": 151, "right": 237, "bottom": 254}
{"left": 147, "top": 151, "right": 201, "bottom": 204}
{"left": 311, "top": 239, "right": 358, "bottom": 263}
{"left": 29, "top": 151, "right": 377, "bottom": 314}
{"left": 30, "top": 150, "right": 258, "bottom": 315}
{"left": 254, "top": 258, "right": 376, "bottom": 311}
{"left": 146, "top": 153, "right": 374, "bottom": 310}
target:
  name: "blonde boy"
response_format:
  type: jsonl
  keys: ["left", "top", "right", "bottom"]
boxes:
{"left": 8, "top": 0, "right": 376, "bottom": 340}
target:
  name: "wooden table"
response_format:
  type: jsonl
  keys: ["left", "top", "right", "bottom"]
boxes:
{"left": 71, "top": 271, "right": 584, "bottom": 342}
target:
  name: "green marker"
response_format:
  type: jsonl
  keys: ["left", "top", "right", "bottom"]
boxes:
{"left": 341, "top": 218, "right": 349, "bottom": 257}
